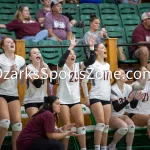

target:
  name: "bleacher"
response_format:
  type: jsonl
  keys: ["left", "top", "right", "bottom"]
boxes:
{"left": 0, "top": 0, "right": 150, "bottom": 150}
{"left": 0, "top": 0, "right": 150, "bottom": 64}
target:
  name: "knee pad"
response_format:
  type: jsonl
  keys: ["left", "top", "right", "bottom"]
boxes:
{"left": 12, "top": 123, "right": 22, "bottom": 131}
{"left": 128, "top": 125, "right": 135, "bottom": 133}
{"left": 0, "top": 119, "right": 10, "bottom": 129}
{"left": 117, "top": 127, "right": 128, "bottom": 136}
{"left": 103, "top": 125, "right": 109, "bottom": 133}
{"left": 77, "top": 126, "right": 86, "bottom": 135}
{"left": 95, "top": 123, "right": 105, "bottom": 132}
{"left": 147, "top": 119, "right": 150, "bottom": 126}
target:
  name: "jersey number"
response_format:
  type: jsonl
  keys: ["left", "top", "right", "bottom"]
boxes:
{"left": 118, "top": 97, "right": 127, "bottom": 104}
{"left": 69, "top": 72, "right": 78, "bottom": 82}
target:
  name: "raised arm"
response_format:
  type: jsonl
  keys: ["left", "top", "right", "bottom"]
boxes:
{"left": 81, "top": 35, "right": 96, "bottom": 70}
{"left": 58, "top": 36, "right": 78, "bottom": 70}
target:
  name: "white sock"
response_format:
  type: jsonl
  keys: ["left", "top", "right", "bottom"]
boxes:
{"left": 95, "top": 145, "right": 100, "bottom": 150}
{"left": 127, "top": 146, "right": 132, "bottom": 150}
{"left": 101, "top": 146, "right": 107, "bottom": 150}
{"left": 81, "top": 148, "right": 87, "bottom": 150}
{"left": 109, "top": 142, "right": 116, "bottom": 148}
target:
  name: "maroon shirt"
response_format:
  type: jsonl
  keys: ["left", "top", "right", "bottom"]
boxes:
{"left": 5, "top": 19, "right": 41, "bottom": 39}
{"left": 131, "top": 23, "right": 150, "bottom": 52}
{"left": 44, "top": 13, "right": 72, "bottom": 40}
{"left": 17, "top": 111, "right": 55, "bottom": 150}
{"left": 36, "top": 8, "right": 51, "bottom": 21}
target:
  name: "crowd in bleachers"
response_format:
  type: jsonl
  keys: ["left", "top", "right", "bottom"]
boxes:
{"left": 0, "top": 0, "right": 149, "bottom": 63}
{"left": 0, "top": 0, "right": 150, "bottom": 150}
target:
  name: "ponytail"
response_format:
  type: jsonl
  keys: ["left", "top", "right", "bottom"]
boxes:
{"left": 90, "top": 14, "right": 99, "bottom": 22}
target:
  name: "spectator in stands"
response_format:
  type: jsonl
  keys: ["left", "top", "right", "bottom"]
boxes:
{"left": 119, "top": 0, "right": 141, "bottom": 4}
{"left": 44, "top": 0, "right": 72, "bottom": 43}
{"left": 17, "top": 96, "right": 78, "bottom": 150}
{"left": 83, "top": 14, "right": 108, "bottom": 58}
{"left": 128, "top": 66, "right": 150, "bottom": 139}
{"left": 23, "top": 48, "right": 56, "bottom": 118}
{"left": 36, "top": 0, "right": 84, "bottom": 28}
{"left": 0, "top": 37, "right": 26, "bottom": 150}
{"left": 108, "top": 68, "right": 146, "bottom": 150}
{"left": 131, "top": 12, "right": 150, "bottom": 67}
{"left": 0, "top": 5, "right": 48, "bottom": 42}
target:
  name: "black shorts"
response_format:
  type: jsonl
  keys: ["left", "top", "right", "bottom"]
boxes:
{"left": 90, "top": 98, "right": 111, "bottom": 106}
{"left": 26, "top": 138, "right": 64, "bottom": 150}
{"left": 24, "top": 102, "right": 43, "bottom": 110}
{"left": 61, "top": 102, "right": 81, "bottom": 108}
{"left": 128, "top": 113, "right": 136, "bottom": 119}
{"left": 0, "top": 94, "right": 19, "bottom": 103}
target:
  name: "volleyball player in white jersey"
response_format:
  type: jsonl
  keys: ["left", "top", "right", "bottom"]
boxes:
{"left": 0, "top": 37, "right": 25, "bottom": 150}
{"left": 82, "top": 43, "right": 111, "bottom": 150}
{"left": 128, "top": 66, "right": 150, "bottom": 139}
{"left": 23, "top": 48, "right": 54, "bottom": 118}
{"left": 108, "top": 68, "right": 146, "bottom": 150}
{"left": 57, "top": 35, "right": 95, "bottom": 150}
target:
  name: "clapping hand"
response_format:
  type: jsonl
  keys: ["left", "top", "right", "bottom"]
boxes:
{"left": 67, "top": 130, "right": 80, "bottom": 137}
{"left": 134, "top": 91, "right": 145, "bottom": 101}
{"left": 128, "top": 91, "right": 137, "bottom": 102}
{"left": 61, "top": 123, "right": 75, "bottom": 131}
{"left": 10, "top": 64, "right": 17, "bottom": 73}
{"left": 40, "top": 57, "right": 47, "bottom": 69}
{"left": 8, "top": 64, "right": 18, "bottom": 77}
{"left": 62, "top": 123, "right": 81, "bottom": 137}
{"left": 129, "top": 91, "right": 145, "bottom": 101}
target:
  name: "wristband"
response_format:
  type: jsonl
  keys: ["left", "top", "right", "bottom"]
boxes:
{"left": 90, "top": 46, "right": 94, "bottom": 51}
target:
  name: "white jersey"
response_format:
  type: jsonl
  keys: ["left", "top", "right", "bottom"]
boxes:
{"left": 57, "top": 63, "right": 80, "bottom": 104}
{"left": 88, "top": 61, "right": 111, "bottom": 101}
{"left": 128, "top": 81, "right": 150, "bottom": 115}
{"left": 111, "top": 83, "right": 132, "bottom": 117}
{"left": 0, "top": 53, "right": 25, "bottom": 96}
{"left": 23, "top": 64, "right": 47, "bottom": 104}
